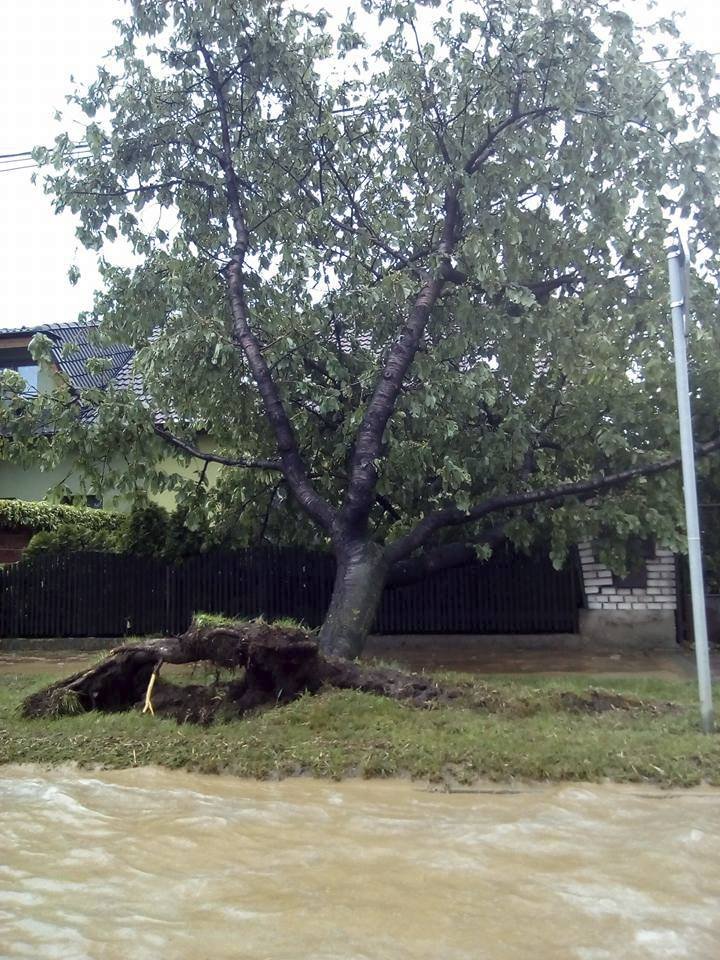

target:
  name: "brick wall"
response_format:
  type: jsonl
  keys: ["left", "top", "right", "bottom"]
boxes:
{"left": 578, "top": 540, "right": 676, "bottom": 612}
{"left": 0, "top": 529, "right": 32, "bottom": 564}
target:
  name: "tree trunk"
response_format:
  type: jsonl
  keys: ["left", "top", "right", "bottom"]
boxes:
{"left": 318, "top": 540, "right": 389, "bottom": 660}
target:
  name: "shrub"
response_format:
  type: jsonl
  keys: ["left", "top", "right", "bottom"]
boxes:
{"left": 8, "top": 498, "right": 210, "bottom": 562}
{"left": 116, "top": 501, "right": 170, "bottom": 557}
{"left": 164, "top": 506, "right": 205, "bottom": 561}
{"left": 24, "top": 523, "right": 120, "bottom": 558}
{"left": 118, "top": 502, "right": 208, "bottom": 561}
{"left": 0, "top": 498, "right": 124, "bottom": 536}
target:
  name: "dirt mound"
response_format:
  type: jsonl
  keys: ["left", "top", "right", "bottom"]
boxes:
{"left": 556, "top": 689, "right": 677, "bottom": 715}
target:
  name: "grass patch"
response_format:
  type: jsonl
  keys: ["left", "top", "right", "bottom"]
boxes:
{"left": 192, "top": 612, "right": 244, "bottom": 629}
{"left": 191, "top": 612, "right": 310, "bottom": 632}
{"left": 1, "top": 668, "right": 719, "bottom": 786}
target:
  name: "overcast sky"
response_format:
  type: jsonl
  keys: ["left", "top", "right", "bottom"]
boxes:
{"left": 1, "top": 0, "right": 719, "bottom": 332}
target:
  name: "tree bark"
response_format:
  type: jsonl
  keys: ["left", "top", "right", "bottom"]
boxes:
{"left": 318, "top": 540, "right": 390, "bottom": 660}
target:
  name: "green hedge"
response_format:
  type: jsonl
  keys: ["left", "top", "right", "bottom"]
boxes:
{"left": 0, "top": 499, "right": 124, "bottom": 536}
{"left": 3, "top": 499, "right": 204, "bottom": 563}
{"left": 24, "top": 523, "right": 121, "bottom": 558}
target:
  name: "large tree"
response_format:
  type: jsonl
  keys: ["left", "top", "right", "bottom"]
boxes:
{"left": 5, "top": 0, "right": 720, "bottom": 657}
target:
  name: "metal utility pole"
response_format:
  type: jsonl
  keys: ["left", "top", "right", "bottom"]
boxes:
{"left": 667, "top": 232, "right": 714, "bottom": 733}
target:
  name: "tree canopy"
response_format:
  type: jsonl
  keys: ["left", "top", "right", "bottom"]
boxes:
{"left": 3, "top": 0, "right": 720, "bottom": 652}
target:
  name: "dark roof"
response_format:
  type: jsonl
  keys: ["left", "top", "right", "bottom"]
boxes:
{"left": 0, "top": 322, "right": 133, "bottom": 391}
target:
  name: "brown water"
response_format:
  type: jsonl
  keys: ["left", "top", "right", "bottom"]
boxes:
{"left": 1, "top": 768, "right": 719, "bottom": 959}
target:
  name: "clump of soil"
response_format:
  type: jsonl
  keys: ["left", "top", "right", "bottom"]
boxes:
{"left": 556, "top": 689, "right": 678, "bottom": 715}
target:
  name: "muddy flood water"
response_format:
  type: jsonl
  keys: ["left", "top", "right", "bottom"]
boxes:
{"left": 1, "top": 767, "right": 719, "bottom": 959}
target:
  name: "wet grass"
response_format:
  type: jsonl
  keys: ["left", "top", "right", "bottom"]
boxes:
{"left": 1, "top": 667, "right": 720, "bottom": 787}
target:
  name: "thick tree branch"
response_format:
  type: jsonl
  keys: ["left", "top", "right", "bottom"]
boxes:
{"left": 197, "top": 40, "right": 250, "bottom": 263}
{"left": 256, "top": 478, "right": 283, "bottom": 543}
{"left": 464, "top": 106, "right": 556, "bottom": 174}
{"left": 339, "top": 184, "right": 461, "bottom": 532}
{"left": 375, "top": 492, "right": 402, "bottom": 523}
{"left": 198, "top": 39, "right": 335, "bottom": 532}
{"left": 153, "top": 425, "right": 281, "bottom": 470}
{"left": 387, "top": 438, "right": 720, "bottom": 562}
{"left": 440, "top": 266, "right": 580, "bottom": 300}
{"left": 387, "top": 527, "right": 507, "bottom": 587}
{"left": 408, "top": 17, "right": 453, "bottom": 165}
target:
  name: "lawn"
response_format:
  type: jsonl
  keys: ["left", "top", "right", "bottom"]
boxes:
{"left": 1, "top": 666, "right": 719, "bottom": 787}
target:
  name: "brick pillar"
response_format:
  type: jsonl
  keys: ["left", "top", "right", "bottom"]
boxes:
{"left": 0, "top": 529, "right": 32, "bottom": 563}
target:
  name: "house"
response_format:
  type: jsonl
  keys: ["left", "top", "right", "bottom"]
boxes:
{"left": 0, "top": 321, "right": 222, "bottom": 503}
{"left": 0, "top": 322, "right": 134, "bottom": 503}
{"left": 0, "top": 321, "right": 223, "bottom": 562}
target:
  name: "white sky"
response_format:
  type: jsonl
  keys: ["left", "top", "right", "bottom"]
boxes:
{"left": 1, "top": 0, "right": 719, "bottom": 331}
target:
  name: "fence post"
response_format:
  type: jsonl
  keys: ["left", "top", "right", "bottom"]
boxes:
{"left": 165, "top": 564, "right": 172, "bottom": 634}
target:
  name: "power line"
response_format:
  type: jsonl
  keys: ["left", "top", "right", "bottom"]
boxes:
{"left": 0, "top": 142, "right": 89, "bottom": 161}
{"left": 0, "top": 143, "right": 95, "bottom": 174}
{"left": 0, "top": 149, "right": 96, "bottom": 174}
{"left": 0, "top": 159, "right": 95, "bottom": 174}
{"left": 0, "top": 163, "right": 43, "bottom": 173}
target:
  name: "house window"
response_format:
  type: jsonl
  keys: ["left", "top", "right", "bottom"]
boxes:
{"left": 0, "top": 350, "right": 39, "bottom": 395}
{"left": 13, "top": 364, "right": 39, "bottom": 393}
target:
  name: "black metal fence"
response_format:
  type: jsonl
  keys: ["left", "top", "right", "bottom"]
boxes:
{"left": 0, "top": 546, "right": 580, "bottom": 638}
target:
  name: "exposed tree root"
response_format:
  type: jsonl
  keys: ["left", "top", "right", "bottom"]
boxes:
{"left": 21, "top": 619, "right": 459, "bottom": 724}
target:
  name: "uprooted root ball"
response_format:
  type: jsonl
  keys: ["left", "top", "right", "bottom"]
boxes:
{"left": 21, "top": 618, "right": 460, "bottom": 724}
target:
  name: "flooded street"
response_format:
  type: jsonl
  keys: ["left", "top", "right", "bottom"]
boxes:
{"left": 1, "top": 768, "right": 719, "bottom": 959}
